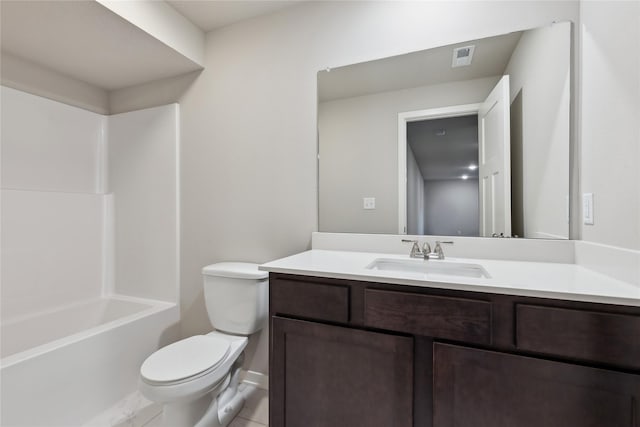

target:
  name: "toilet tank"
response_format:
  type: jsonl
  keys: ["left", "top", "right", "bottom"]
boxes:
{"left": 202, "top": 262, "right": 268, "bottom": 335}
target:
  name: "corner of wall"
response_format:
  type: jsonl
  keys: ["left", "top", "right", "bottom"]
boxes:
{"left": 108, "top": 70, "right": 201, "bottom": 115}
{"left": 95, "top": 0, "right": 205, "bottom": 66}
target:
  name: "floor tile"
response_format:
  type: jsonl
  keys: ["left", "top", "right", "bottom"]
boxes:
{"left": 85, "top": 391, "right": 159, "bottom": 427}
{"left": 229, "top": 416, "right": 267, "bottom": 427}
{"left": 239, "top": 385, "right": 269, "bottom": 425}
{"left": 141, "top": 413, "right": 162, "bottom": 427}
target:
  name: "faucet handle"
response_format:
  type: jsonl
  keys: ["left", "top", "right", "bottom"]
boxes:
{"left": 435, "top": 240, "right": 454, "bottom": 248}
{"left": 434, "top": 240, "right": 454, "bottom": 251}
{"left": 401, "top": 239, "right": 418, "bottom": 250}
{"left": 402, "top": 239, "right": 423, "bottom": 258}
{"left": 433, "top": 241, "right": 453, "bottom": 259}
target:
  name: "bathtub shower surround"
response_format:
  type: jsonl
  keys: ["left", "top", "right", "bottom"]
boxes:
{"left": 1, "top": 189, "right": 106, "bottom": 319}
{"left": 0, "top": 86, "right": 180, "bottom": 427}
{"left": 1, "top": 297, "right": 177, "bottom": 427}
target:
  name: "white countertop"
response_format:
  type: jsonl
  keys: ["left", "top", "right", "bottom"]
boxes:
{"left": 260, "top": 250, "right": 640, "bottom": 307}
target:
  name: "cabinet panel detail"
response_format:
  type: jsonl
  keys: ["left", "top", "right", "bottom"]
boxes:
{"left": 364, "top": 289, "right": 492, "bottom": 344}
{"left": 270, "top": 278, "right": 349, "bottom": 323}
{"left": 433, "top": 343, "right": 640, "bottom": 427}
{"left": 516, "top": 304, "right": 640, "bottom": 368}
{"left": 271, "top": 317, "right": 413, "bottom": 427}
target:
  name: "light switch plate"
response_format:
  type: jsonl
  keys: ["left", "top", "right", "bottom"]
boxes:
{"left": 583, "top": 193, "right": 594, "bottom": 225}
{"left": 363, "top": 197, "right": 376, "bottom": 210}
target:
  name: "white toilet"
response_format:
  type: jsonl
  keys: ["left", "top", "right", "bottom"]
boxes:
{"left": 139, "top": 262, "right": 268, "bottom": 427}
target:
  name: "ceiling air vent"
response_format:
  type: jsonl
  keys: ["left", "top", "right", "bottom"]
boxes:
{"left": 452, "top": 45, "right": 475, "bottom": 68}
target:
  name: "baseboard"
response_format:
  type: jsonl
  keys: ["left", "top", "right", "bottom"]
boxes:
{"left": 241, "top": 370, "right": 269, "bottom": 390}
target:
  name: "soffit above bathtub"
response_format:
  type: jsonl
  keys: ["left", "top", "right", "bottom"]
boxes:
{"left": 0, "top": 0, "right": 204, "bottom": 91}
{"left": 166, "top": 0, "right": 307, "bottom": 32}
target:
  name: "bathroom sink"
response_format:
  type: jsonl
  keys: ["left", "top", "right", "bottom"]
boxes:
{"left": 366, "top": 258, "right": 490, "bottom": 279}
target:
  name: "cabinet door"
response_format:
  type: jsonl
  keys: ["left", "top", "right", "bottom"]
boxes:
{"left": 271, "top": 316, "right": 413, "bottom": 427}
{"left": 433, "top": 343, "right": 640, "bottom": 427}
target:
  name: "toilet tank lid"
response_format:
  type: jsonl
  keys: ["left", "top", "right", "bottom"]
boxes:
{"left": 202, "top": 262, "right": 268, "bottom": 280}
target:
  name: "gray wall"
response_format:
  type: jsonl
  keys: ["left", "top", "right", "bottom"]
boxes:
{"left": 407, "top": 146, "right": 425, "bottom": 235}
{"left": 175, "top": 1, "right": 579, "bottom": 375}
{"left": 504, "top": 22, "right": 571, "bottom": 239}
{"left": 424, "top": 180, "right": 480, "bottom": 236}
{"left": 319, "top": 77, "right": 498, "bottom": 233}
{"left": 580, "top": 1, "right": 639, "bottom": 250}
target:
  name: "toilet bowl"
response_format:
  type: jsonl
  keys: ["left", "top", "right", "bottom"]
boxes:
{"left": 139, "top": 262, "right": 268, "bottom": 427}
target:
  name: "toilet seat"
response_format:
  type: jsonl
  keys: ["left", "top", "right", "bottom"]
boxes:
{"left": 139, "top": 333, "right": 248, "bottom": 404}
{"left": 140, "top": 335, "right": 230, "bottom": 386}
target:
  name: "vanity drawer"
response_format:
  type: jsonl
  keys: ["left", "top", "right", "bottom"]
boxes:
{"left": 364, "top": 289, "right": 492, "bottom": 344}
{"left": 270, "top": 278, "right": 349, "bottom": 323}
{"left": 516, "top": 304, "right": 640, "bottom": 369}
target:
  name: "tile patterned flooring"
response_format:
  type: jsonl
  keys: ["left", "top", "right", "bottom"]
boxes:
{"left": 141, "top": 383, "right": 268, "bottom": 427}
{"left": 235, "top": 384, "right": 269, "bottom": 426}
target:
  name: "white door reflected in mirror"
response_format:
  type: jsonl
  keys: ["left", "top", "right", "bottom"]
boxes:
{"left": 479, "top": 75, "right": 511, "bottom": 238}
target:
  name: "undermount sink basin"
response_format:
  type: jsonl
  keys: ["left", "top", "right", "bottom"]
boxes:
{"left": 366, "top": 258, "right": 491, "bottom": 279}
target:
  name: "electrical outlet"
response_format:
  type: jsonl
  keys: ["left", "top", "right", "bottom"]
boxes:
{"left": 363, "top": 197, "right": 376, "bottom": 210}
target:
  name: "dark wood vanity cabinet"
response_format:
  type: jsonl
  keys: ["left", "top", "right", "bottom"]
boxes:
{"left": 269, "top": 273, "right": 640, "bottom": 427}
{"left": 271, "top": 317, "right": 414, "bottom": 427}
{"left": 433, "top": 343, "right": 640, "bottom": 427}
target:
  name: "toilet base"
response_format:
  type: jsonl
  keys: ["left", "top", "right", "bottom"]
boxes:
{"left": 162, "top": 392, "right": 215, "bottom": 427}
{"left": 159, "top": 354, "right": 246, "bottom": 427}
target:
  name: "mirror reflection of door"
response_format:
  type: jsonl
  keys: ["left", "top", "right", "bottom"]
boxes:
{"left": 478, "top": 75, "right": 511, "bottom": 237}
{"left": 406, "top": 115, "right": 480, "bottom": 236}
{"left": 403, "top": 76, "right": 511, "bottom": 237}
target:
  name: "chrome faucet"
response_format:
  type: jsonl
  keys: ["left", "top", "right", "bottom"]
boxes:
{"left": 431, "top": 241, "right": 454, "bottom": 259}
{"left": 402, "top": 239, "right": 424, "bottom": 258}
{"left": 403, "top": 239, "right": 454, "bottom": 259}
{"left": 402, "top": 239, "right": 453, "bottom": 259}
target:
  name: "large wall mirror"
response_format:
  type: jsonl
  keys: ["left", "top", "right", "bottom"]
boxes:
{"left": 318, "top": 22, "right": 571, "bottom": 239}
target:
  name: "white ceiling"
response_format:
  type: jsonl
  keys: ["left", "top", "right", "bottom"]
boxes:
{"left": 0, "top": 1, "right": 203, "bottom": 91}
{"left": 0, "top": 1, "right": 305, "bottom": 92}
{"left": 166, "top": 0, "right": 306, "bottom": 32}
{"left": 318, "top": 31, "right": 523, "bottom": 102}
{"left": 408, "top": 115, "right": 479, "bottom": 181}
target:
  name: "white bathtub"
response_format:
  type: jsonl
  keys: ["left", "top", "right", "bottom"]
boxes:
{"left": 1, "top": 295, "right": 179, "bottom": 427}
